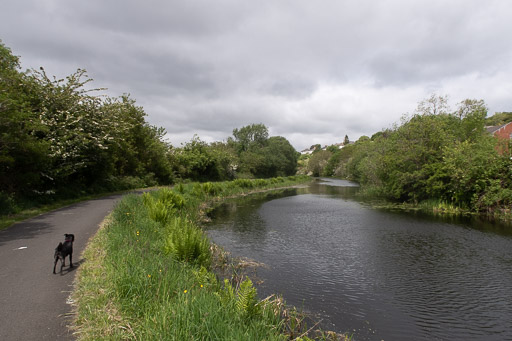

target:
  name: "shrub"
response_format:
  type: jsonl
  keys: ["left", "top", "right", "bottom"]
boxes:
{"left": 0, "top": 192, "right": 18, "bottom": 215}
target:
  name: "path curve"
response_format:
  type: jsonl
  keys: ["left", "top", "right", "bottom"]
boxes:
{"left": 0, "top": 193, "right": 126, "bottom": 340}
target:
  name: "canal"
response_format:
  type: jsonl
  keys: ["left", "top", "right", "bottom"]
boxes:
{"left": 205, "top": 178, "right": 512, "bottom": 341}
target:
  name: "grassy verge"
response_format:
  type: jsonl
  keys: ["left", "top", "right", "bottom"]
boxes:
{"left": 72, "top": 176, "right": 349, "bottom": 340}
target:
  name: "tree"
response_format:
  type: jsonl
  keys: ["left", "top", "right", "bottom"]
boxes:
{"left": 341, "top": 95, "right": 507, "bottom": 210}
{"left": 343, "top": 135, "right": 350, "bottom": 146}
{"left": 486, "top": 112, "right": 512, "bottom": 126}
{"left": 0, "top": 41, "right": 176, "bottom": 208}
{"left": 310, "top": 144, "right": 322, "bottom": 153}
{"left": 229, "top": 124, "right": 298, "bottom": 178}
{"left": 171, "top": 136, "right": 218, "bottom": 181}
{"left": 0, "top": 42, "right": 49, "bottom": 197}
{"left": 232, "top": 123, "right": 268, "bottom": 153}
{"left": 416, "top": 93, "right": 450, "bottom": 116}
{"left": 307, "top": 150, "right": 332, "bottom": 177}
{"left": 455, "top": 99, "right": 487, "bottom": 143}
{"left": 260, "top": 136, "right": 299, "bottom": 177}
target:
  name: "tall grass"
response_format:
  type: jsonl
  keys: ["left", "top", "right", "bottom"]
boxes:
{"left": 418, "top": 199, "right": 469, "bottom": 215}
{"left": 72, "top": 176, "right": 352, "bottom": 340}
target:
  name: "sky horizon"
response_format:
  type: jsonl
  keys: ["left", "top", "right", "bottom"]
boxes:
{"left": 1, "top": 1, "right": 511, "bottom": 151}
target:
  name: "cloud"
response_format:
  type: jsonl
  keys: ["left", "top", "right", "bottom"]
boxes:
{"left": 1, "top": 0, "right": 511, "bottom": 151}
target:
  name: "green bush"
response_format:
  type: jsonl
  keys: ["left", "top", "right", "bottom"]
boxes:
{"left": 0, "top": 192, "right": 18, "bottom": 215}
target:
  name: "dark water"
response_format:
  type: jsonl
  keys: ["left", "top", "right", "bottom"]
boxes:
{"left": 205, "top": 179, "right": 512, "bottom": 341}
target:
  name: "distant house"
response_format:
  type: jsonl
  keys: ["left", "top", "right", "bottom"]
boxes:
{"left": 486, "top": 122, "right": 512, "bottom": 155}
{"left": 486, "top": 122, "right": 512, "bottom": 140}
{"left": 300, "top": 141, "right": 354, "bottom": 155}
{"left": 300, "top": 148, "right": 314, "bottom": 155}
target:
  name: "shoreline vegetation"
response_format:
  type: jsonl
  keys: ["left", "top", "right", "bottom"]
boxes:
{"left": 353, "top": 184, "right": 512, "bottom": 225}
{"left": 71, "top": 176, "right": 351, "bottom": 341}
{"left": 299, "top": 96, "right": 512, "bottom": 225}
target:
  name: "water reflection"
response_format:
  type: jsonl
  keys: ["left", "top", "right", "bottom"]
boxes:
{"left": 206, "top": 178, "right": 512, "bottom": 341}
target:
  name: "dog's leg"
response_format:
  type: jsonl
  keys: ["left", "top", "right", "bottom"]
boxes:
{"left": 53, "top": 258, "right": 58, "bottom": 274}
{"left": 69, "top": 253, "right": 73, "bottom": 268}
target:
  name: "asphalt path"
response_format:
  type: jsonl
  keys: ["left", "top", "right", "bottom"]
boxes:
{"left": 0, "top": 193, "right": 126, "bottom": 341}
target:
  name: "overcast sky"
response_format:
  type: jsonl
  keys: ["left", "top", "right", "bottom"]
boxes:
{"left": 2, "top": 1, "right": 511, "bottom": 151}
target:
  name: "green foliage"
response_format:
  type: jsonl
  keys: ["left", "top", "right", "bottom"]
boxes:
{"left": 307, "top": 150, "right": 332, "bottom": 177}
{"left": 156, "top": 188, "right": 186, "bottom": 209}
{"left": 485, "top": 112, "right": 512, "bottom": 126}
{"left": 234, "top": 178, "right": 255, "bottom": 188}
{"left": 331, "top": 94, "right": 512, "bottom": 214}
{"left": 143, "top": 192, "right": 173, "bottom": 224}
{"left": 343, "top": 134, "right": 350, "bottom": 146}
{"left": 0, "top": 42, "right": 49, "bottom": 198}
{"left": 236, "top": 278, "right": 261, "bottom": 319}
{"left": 0, "top": 192, "right": 18, "bottom": 215}
{"left": 0, "top": 42, "right": 173, "bottom": 213}
{"left": 201, "top": 181, "right": 222, "bottom": 196}
{"left": 171, "top": 136, "right": 230, "bottom": 181}
{"left": 230, "top": 124, "right": 299, "bottom": 178}
{"left": 164, "top": 217, "right": 211, "bottom": 267}
{"left": 220, "top": 278, "right": 261, "bottom": 320}
{"left": 232, "top": 123, "right": 269, "bottom": 153}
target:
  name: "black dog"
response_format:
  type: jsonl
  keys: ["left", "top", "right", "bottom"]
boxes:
{"left": 53, "top": 234, "right": 75, "bottom": 274}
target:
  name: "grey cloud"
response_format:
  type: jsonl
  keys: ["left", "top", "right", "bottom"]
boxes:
{"left": 1, "top": 0, "right": 512, "bottom": 152}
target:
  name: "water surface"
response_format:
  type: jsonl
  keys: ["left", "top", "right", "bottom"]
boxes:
{"left": 206, "top": 179, "right": 512, "bottom": 340}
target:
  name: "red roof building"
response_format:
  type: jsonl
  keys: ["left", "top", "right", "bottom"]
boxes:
{"left": 486, "top": 122, "right": 512, "bottom": 155}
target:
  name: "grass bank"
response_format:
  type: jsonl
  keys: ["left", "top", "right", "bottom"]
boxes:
{"left": 71, "top": 176, "right": 349, "bottom": 340}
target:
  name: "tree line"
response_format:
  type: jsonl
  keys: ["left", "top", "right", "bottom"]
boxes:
{"left": 0, "top": 42, "right": 298, "bottom": 214}
{"left": 301, "top": 95, "right": 512, "bottom": 214}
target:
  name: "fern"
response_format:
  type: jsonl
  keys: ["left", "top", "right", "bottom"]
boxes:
{"left": 236, "top": 278, "right": 261, "bottom": 319}
{"left": 201, "top": 182, "right": 222, "bottom": 196}
{"left": 157, "top": 188, "right": 186, "bottom": 209}
{"left": 219, "top": 279, "right": 236, "bottom": 305}
{"left": 164, "top": 217, "right": 211, "bottom": 267}
{"left": 175, "top": 182, "right": 185, "bottom": 194}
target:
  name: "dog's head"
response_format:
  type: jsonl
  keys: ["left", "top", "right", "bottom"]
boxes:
{"left": 64, "top": 234, "right": 75, "bottom": 242}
